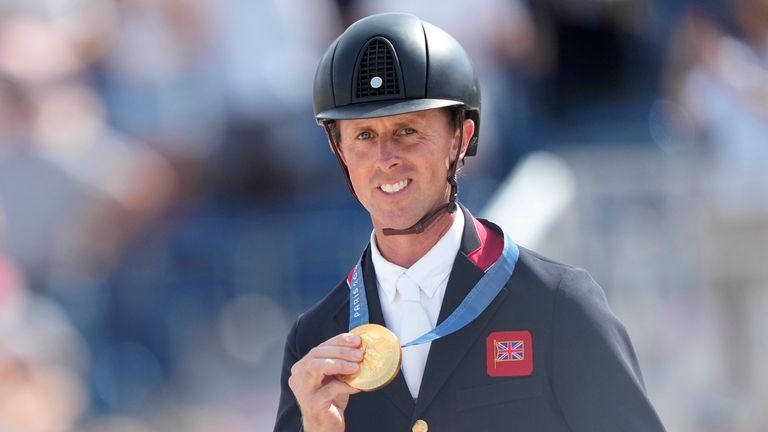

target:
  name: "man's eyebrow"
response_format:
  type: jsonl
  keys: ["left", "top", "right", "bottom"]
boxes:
{"left": 391, "top": 118, "right": 423, "bottom": 129}
{"left": 392, "top": 121, "right": 412, "bottom": 127}
{"left": 345, "top": 119, "right": 418, "bottom": 131}
{"left": 343, "top": 122, "right": 373, "bottom": 133}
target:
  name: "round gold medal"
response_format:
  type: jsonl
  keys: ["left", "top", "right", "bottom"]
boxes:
{"left": 341, "top": 323, "right": 401, "bottom": 391}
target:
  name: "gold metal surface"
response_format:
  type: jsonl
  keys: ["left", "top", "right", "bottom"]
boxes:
{"left": 412, "top": 419, "right": 428, "bottom": 432}
{"left": 340, "top": 324, "right": 401, "bottom": 391}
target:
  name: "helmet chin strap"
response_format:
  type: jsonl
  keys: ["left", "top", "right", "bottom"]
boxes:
{"left": 380, "top": 160, "right": 459, "bottom": 236}
{"left": 323, "top": 110, "right": 466, "bottom": 237}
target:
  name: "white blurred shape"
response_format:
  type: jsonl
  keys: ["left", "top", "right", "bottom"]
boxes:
{"left": 481, "top": 151, "right": 576, "bottom": 248}
{"left": 0, "top": 15, "right": 83, "bottom": 83}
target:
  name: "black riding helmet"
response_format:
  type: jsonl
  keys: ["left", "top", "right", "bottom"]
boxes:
{"left": 314, "top": 12, "right": 481, "bottom": 153}
{"left": 313, "top": 13, "right": 481, "bottom": 235}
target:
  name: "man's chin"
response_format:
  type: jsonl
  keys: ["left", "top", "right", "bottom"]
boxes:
{"left": 371, "top": 213, "right": 420, "bottom": 231}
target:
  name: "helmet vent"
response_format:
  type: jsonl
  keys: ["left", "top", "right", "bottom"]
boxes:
{"left": 354, "top": 37, "right": 403, "bottom": 100}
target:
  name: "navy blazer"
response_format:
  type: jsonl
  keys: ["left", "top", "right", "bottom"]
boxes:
{"left": 274, "top": 206, "right": 666, "bottom": 431}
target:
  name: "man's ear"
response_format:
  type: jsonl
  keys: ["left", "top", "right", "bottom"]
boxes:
{"left": 455, "top": 118, "right": 475, "bottom": 160}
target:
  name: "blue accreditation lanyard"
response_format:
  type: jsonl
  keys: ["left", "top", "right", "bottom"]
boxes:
{"left": 347, "top": 230, "right": 519, "bottom": 347}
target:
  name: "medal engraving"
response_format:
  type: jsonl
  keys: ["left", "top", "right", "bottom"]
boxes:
{"left": 341, "top": 324, "right": 401, "bottom": 391}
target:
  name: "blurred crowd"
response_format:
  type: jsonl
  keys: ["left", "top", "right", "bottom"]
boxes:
{"left": 0, "top": 0, "right": 766, "bottom": 431}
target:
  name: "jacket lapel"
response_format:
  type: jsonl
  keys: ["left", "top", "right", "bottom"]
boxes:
{"left": 362, "top": 248, "right": 416, "bottom": 415}
{"left": 413, "top": 205, "right": 510, "bottom": 416}
{"left": 335, "top": 246, "right": 416, "bottom": 416}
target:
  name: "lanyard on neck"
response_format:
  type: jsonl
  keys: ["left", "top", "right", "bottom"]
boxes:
{"left": 347, "top": 229, "right": 519, "bottom": 347}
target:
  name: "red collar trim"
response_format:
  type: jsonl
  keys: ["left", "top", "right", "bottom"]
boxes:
{"left": 466, "top": 217, "right": 503, "bottom": 272}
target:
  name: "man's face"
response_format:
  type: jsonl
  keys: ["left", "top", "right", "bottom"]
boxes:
{"left": 336, "top": 108, "right": 467, "bottom": 230}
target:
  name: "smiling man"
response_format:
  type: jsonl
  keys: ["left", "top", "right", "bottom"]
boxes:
{"left": 274, "top": 13, "right": 666, "bottom": 432}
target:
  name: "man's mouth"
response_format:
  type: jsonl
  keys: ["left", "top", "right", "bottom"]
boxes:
{"left": 379, "top": 179, "right": 409, "bottom": 194}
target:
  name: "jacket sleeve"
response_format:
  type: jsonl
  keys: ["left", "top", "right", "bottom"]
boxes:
{"left": 551, "top": 268, "right": 666, "bottom": 431}
{"left": 273, "top": 318, "right": 303, "bottom": 432}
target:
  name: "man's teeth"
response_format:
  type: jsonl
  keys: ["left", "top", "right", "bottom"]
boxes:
{"left": 380, "top": 180, "right": 409, "bottom": 193}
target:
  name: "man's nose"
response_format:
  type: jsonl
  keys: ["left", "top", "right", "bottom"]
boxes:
{"left": 376, "top": 137, "right": 401, "bottom": 170}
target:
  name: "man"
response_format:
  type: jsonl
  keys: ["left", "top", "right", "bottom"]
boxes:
{"left": 274, "top": 13, "right": 666, "bottom": 432}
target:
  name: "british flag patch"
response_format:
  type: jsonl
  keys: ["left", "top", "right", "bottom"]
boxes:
{"left": 495, "top": 340, "right": 525, "bottom": 362}
{"left": 486, "top": 331, "right": 533, "bottom": 377}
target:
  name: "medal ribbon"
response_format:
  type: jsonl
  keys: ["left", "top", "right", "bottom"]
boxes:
{"left": 347, "top": 230, "right": 519, "bottom": 347}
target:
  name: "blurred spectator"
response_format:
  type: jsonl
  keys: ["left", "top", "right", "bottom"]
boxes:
{"left": 0, "top": 11, "right": 179, "bottom": 289}
{"left": 206, "top": 0, "right": 343, "bottom": 200}
{"left": 666, "top": 2, "right": 768, "bottom": 218}
{"left": 0, "top": 72, "right": 103, "bottom": 290}
{"left": 94, "top": 0, "right": 223, "bottom": 164}
{"left": 35, "top": 82, "right": 178, "bottom": 281}
{"left": 0, "top": 11, "right": 180, "bottom": 426}
{"left": 664, "top": 0, "right": 768, "bottom": 427}
{"left": 0, "top": 252, "right": 89, "bottom": 432}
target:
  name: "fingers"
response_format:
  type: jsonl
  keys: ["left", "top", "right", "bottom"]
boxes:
{"left": 302, "top": 356, "right": 360, "bottom": 382}
{"left": 288, "top": 333, "right": 367, "bottom": 430}
{"left": 311, "top": 345, "right": 365, "bottom": 365}
{"left": 291, "top": 336, "right": 363, "bottom": 382}
{"left": 289, "top": 333, "right": 365, "bottom": 402}
{"left": 318, "top": 332, "right": 361, "bottom": 348}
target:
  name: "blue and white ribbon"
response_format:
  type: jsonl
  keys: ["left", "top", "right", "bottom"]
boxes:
{"left": 347, "top": 231, "right": 519, "bottom": 347}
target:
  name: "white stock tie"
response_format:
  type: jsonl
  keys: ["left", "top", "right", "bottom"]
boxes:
{"left": 396, "top": 274, "right": 432, "bottom": 399}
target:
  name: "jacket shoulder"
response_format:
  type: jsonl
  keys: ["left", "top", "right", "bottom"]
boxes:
{"left": 513, "top": 246, "right": 582, "bottom": 292}
{"left": 515, "top": 246, "right": 612, "bottom": 312}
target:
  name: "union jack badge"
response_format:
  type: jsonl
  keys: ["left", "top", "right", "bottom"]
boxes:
{"left": 486, "top": 331, "right": 533, "bottom": 377}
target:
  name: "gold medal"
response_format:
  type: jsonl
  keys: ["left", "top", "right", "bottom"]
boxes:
{"left": 412, "top": 419, "right": 429, "bottom": 432}
{"left": 340, "top": 323, "right": 401, "bottom": 391}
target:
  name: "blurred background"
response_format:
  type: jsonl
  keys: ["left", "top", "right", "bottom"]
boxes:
{"left": 0, "top": 0, "right": 767, "bottom": 430}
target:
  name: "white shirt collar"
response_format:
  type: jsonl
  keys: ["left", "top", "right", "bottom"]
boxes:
{"left": 370, "top": 209, "right": 464, "bottom": 303}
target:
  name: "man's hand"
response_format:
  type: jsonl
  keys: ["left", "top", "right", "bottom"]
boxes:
{"left": 288, "top": 333, "right": 364, "bottom": 432}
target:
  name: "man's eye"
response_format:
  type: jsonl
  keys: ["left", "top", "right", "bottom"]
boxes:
{"left": 401, "top": 128, "right": 416, "bottom": 135}
{"left": 357, "top": 131, "right": 373, "bottom": 140}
